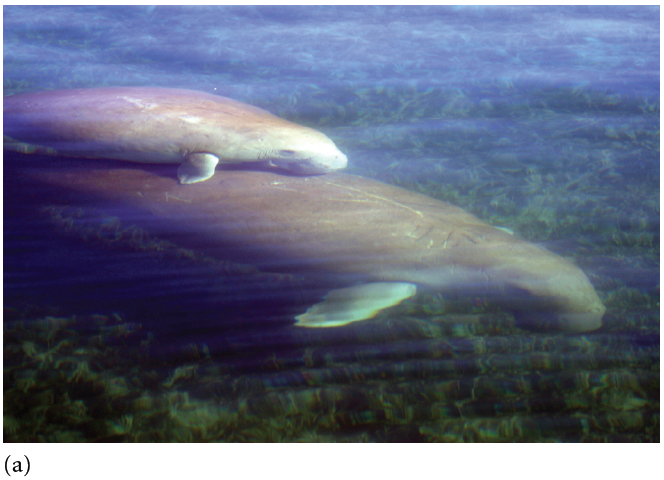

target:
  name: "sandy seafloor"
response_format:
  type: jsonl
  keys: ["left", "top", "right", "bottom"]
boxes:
{"left": 3, "top": 5, "right": 660, "bottom": 442}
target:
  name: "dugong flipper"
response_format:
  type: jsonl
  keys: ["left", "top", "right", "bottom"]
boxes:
{"left": 20, "top": 161, "right": 605, "bottom": 332}
{"left": 295, "top": 282, "right": 418, "bottom": 327}
{"left": 3, "top": 87, "right": 348, "bottom": 183}
{"left": 176, "top": 153, "right": 220, "bottom": 185}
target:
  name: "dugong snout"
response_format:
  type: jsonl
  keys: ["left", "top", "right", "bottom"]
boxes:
{"left": 500, "top": 252, "right": 606, "bottom": 332}
{"left": 514, "top": 303, "right": 605, "bottom": 333}
{"left": 272, "top": 150, "right": 348, "bottom": 174}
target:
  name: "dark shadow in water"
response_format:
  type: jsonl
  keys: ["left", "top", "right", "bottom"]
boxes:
{"left": 4, "top": 153, "right": 334, "bottom": 362}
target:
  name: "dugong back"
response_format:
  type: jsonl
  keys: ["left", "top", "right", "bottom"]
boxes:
{"left": 4, "top": 88, "right": 284, "bottom": 162}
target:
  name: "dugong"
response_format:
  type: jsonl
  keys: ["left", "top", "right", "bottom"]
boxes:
{"left": 21, "top": 160, "right": 606, "bottom": 332}
{"left": 3, "top": 87, "right": 348, "bottom": 183}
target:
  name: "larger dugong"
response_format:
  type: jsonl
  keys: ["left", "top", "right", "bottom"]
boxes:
{"left": 3, "top": 87, "right": 348, "bottom": 183}
{"left": 23, "top": 161, "right": 606, "bottom": 332}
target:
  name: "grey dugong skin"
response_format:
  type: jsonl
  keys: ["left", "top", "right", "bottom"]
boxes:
{"left": 3, "top": 87, "right": 348, "bottom": 182}
{"left": 26, "top": 164, "right": 606, "bottom": 332}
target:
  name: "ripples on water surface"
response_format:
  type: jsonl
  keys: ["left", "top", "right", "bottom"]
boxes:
{"left": 3, "top": 5, "right": 659, "bottom": 446}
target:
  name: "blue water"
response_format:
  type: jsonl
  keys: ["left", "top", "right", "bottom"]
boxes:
{"left": 3, "top": 5, "right": 659, "bottom": 443}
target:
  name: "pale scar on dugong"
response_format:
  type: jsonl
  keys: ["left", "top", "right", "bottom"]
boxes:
{"left": 3, "top": 87, "right": 348, "bottom": 183}
{"left": 24, "top": 163, "right": 606, "bottom": 333}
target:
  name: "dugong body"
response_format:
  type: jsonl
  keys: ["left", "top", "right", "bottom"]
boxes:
{"left": 22, "top": 160, "right": 605, "bottom": 332}
{"left": 3, "top": 87, "right": 347, "bottom": 183}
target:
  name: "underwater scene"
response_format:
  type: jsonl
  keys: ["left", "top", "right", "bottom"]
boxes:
{"left": 3, "top": 5, "right": 660, "bottom": 443}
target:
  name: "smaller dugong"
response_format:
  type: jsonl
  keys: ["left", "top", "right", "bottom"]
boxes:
{"left": 3, "top": 87, "right": 348, "bottom": 183}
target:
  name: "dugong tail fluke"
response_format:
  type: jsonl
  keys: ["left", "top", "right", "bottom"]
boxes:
{"left": 3, "top": 87, "right": 348, "bottom": 183}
